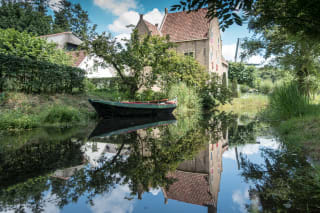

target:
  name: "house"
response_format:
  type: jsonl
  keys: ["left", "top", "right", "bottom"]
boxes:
{"left": 136, "top": 8, "right": 228, "bottom": 79}
{"left": 40, "top": 32, "right": 117, "bottom": 79}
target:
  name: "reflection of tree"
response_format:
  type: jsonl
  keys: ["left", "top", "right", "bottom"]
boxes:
{"left": 240, "top": 147, "right": 320, "bottom": 212}
{"left": 50, "top": 119, "right": 208, "bottom": 206}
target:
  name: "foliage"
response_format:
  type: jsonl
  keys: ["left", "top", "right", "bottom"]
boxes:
{"left": 231, "top": 78, "right": 239, "bottom": 98}
{"left": 240, "top": 84, "right": 250, "bottom": 93}
{"left": 135, "top": 89, "right": 166, "bottom": 102}
{"left": 0, "top": 0, "right": 52, "bottom": 35}
{"left": 0, "top": 54, "right": 85, "bottom": 93}
{"left": 168, "top": 82, "right": 202, "bottom": 115}
{"left": 0, "top": 110, "right": 39, "bottom": 130}
{"left": 241, "top": 27, "right": 320, "bottom": 95}
{"left": 170, "top": 0, "right": 320, "bottom": 39}
{"left": 200, "top": 73, "right": 232, "bottom": 108}
{"left": 0, "top": 28, "right": 72, "bottom": 65}
{"left": 155, "top": 50, "right": 209, "bottom": 91}
{"left": 259, "top": 79, "right": 273, "bottom": 94}
{"left": 43, "top": 105, "right": 81, "bottom": 124}
{"left": 228, "top": 62, "right": 256, "bottom": 87}
{"left": 268, "top": 82, "right": 310, "bottom": 119}
{"left": 0, "top": 0, "right": 94, "bottom": 37}
{"left": 84, "top": 29, "right": 174, "bottom": 98}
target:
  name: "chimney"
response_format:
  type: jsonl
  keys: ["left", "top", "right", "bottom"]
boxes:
{"left": 139, "top": 14, "right": 143, "bottom": 20}
{"left": 165, "top": 8, "right": 168, "bottom": 14}
{"left": 155, "top": 23, "right": 159, "bottom": 28}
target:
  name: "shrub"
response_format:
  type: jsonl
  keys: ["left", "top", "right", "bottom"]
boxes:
{"left": 231, "top": 78, "right": 239, "bottom": 98}
{"left": 259, "top": 80, "right": 274, "bottom": 94}
{"left": 0, "top": 54, "right": 85, "bottom": 93}
{"left": 240, "top": 84, "right": 250, "bottom": 93}
{"left": 84, "top": 79, "right": 97, "bottom": 92}
{"left": 168, "top": 82, "right": 202, "bottom": 115}
{"left": 228, "top": 62, "right": 256, "bottom": 87}
{"left": 0, "top": 111, "right": 39, "bottom": 130}
{"left": 268, "top": 82, "right": 310, "bottom": 119}
{"left": 43, "top": 105, "right": 81, "bottom": 124}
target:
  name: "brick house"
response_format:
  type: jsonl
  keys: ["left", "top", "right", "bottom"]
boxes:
{"left": 136, "top": 8, "right": 228, "bottom": 79}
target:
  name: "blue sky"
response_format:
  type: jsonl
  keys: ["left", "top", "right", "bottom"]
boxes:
{"left": 57, "top": 0, "right": 261, "bottom": 63}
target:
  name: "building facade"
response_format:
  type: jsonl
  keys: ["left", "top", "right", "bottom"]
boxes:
{"left": 136, "top": 8, "right": 228, "bottom": 79}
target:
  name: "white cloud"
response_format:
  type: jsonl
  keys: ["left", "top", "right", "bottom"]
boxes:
{"left": 143, "top": 8, "right": 164, "bottom": 26}
{"left": 222, "top": 43, "right": 266, "bottom": 65}
{"left": 108, "top": 9, "right": 164, "bottom": 35}
{"left": 232, "top": 188, "right": 250, "bottom": 213}
{"left": 108, "top": 11, "right": 140, "bottom": 34}
{"left": 94, "top": 0, "right": 137, "bottom": 16}
{"left": 90, "top": 184, "right": 135, "bottom": 213}
{"left": 49, "top": 0, "right": 62, "bottom": 11}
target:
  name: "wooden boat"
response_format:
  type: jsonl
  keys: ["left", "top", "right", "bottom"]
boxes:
{"left": 88, "top": 99, "right": 176, "bottom": 118}
{"left": 89, "top": 114, "right": 176, "bottom": 138}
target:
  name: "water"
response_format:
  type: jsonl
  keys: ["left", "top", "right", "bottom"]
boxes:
{"left": 0, "top": 112, "right": 319, "bottom": 213}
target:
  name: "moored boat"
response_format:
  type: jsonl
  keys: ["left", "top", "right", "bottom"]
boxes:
{"left": 88, "top": 99, "right": 176, "bottom": 118}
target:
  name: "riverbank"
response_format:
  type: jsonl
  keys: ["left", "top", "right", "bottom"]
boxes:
{"left": 0, "top": 92, "right": 98, "bottom": 130}
{"left": 218, "top": 93, "right": 320, "bottom": 162}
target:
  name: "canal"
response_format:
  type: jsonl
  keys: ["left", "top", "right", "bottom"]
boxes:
{"left": 0, "top": 112, "right": 319, "bottom": 212}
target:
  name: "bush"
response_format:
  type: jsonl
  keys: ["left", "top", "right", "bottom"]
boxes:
{"left": 228, "top": 62, "right": 256, "bottom": 87}
{"left": 240, "top": 84, "right": 250, "bottom": 93}
{"left": 84, "top": 79, "right": 97, "bottom": 92}
{"left": 43, "top": 105, "right": 81, "bottom": 124}
{"left": 0, "top": 111, "right": 39, "bottom": 130}
{"left": 259, "top": 80, "right": 274, "bottom": 94}
{"left": 231, "top": 78, "right": 239, "bottom": 98}
{"left": 268, "top": 82, "right": 310, "bottom": 119}
{"left": 168, "top": 82, "right": 202, "bottom": 115}
{"left": 0, "top": 54, "right": 85, "bottom": 93}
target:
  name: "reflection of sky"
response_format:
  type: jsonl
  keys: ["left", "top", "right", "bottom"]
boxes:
{"left": 89, "top": 185, "right": 135, "bottom": 213}
{"left": 218, "top": 136, "right": 279, "bottom": 213}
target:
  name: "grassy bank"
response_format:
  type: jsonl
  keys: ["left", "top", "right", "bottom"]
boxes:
{"left": 218, "top": 94, "right": 269, "bottom": 116}
{"left": 0, "top": 92, "right": 99, "bottom": 130}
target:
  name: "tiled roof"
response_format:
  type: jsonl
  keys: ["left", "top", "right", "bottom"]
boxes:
{"left": 144, "top": 20, "right": 161, "bottom": 36}
{"left": 68, "top": 50, "right": 86, "bottom": 67}
{"left": 165, "top": 170, "right": 216, "bottom": 206}
{"left": 160, "top": 8, "right": 210, "bottom": 42}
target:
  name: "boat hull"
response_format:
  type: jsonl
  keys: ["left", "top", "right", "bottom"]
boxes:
{"left": 89, "top": 99, "right": 176, "bottom": 118}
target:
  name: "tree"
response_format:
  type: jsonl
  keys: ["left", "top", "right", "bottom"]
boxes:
{"left": 0, "top": 28, "right": 72, "bottom": 65}
{"left": 171, "top": 0, "right": 320, "bottom": 39}
{"left": 241, "top": 27, "right": 320, "bottom": 94}
{"left": 84, "top": 30, "right": 175, "bottom": 97}
{"left": 0, "top": 0, "right": 52, "bottom": 35}
{"left": 228, "top": 62, "right": 256, "bottom": 87}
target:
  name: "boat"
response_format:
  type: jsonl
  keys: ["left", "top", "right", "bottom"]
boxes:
{"left": 89, "top": 114, "right": 176, "bottom": 138}
{"left": 88, "top": 99, "right": 176, "bottom": 118}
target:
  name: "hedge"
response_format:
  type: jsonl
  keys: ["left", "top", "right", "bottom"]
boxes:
{"left": 0, "top": 54, "right": 85, "bottom": 93}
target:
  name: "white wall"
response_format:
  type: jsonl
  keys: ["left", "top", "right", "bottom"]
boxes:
{"left": 79, "top": 55, "right": 118, "bottom": 78}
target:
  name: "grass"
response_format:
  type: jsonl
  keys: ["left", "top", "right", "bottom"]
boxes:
{"left": 0, "top": 92, "right": 98, "bottom": 131}
{"left": 277, "top": 113, "right": 320, "bottom": 161}
{"left": 218, "top": 94, "right": 269, "bottom": 116}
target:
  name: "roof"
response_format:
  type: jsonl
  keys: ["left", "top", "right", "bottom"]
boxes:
{"left": 160, "top": 8, "right": 210, "bottom": 42}
{"left": 164, "top": 170, "right": 216, "bottom": 206}
{"left": 39, "top": 32, "right": 73, "bottom": 38}
{"left": 68, "top": 50, "right": 86, "bottom": 67}
{"left": 144, "top": 19, "right": 161, "bottom": 36}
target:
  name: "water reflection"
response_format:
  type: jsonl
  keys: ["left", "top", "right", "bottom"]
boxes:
{"left": 0, "top": 113, "right": 319, "bottom": 212}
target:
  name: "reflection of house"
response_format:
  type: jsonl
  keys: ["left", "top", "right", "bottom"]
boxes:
{"left": 40, "top": 32, "right": 117, "bottom": 78}
{"left": 136, "top": 8, "right": 228, "bottom": 78}
{"left": 162, "top": 134, "right": 228, "bottom": 212}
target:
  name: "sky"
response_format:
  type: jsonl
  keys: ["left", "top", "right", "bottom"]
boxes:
{"left": 53, "top": 0, "right": 263, "bottom": 64}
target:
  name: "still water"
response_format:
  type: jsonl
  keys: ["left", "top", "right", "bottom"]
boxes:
{"left": 0, "top": 112, "right": 319, "bottom": 213}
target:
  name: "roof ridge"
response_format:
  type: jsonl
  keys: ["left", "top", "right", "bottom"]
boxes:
{"left": 39, "top": 31, "right": 73, "bottom": 38}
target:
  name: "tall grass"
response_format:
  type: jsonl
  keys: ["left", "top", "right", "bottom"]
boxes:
{"left": 268, "top": 82, "right": 310, "bottom": 119}
{"left": 43, "top": 105, "right": 81, "bottom": 125}
{"left": 168, "top": 82, "right": 202, "bottom": 115}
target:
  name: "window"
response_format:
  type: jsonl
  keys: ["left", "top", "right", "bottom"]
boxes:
{"left": 184, "top": 52, "right": 194, "bottom": 57}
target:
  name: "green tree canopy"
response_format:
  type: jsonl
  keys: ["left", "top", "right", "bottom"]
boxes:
{"left": 171, "top": 0, "right": 320, "bottom": 39}
{"left": 0, "top": 28, "right": 72, "bottom": 65}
